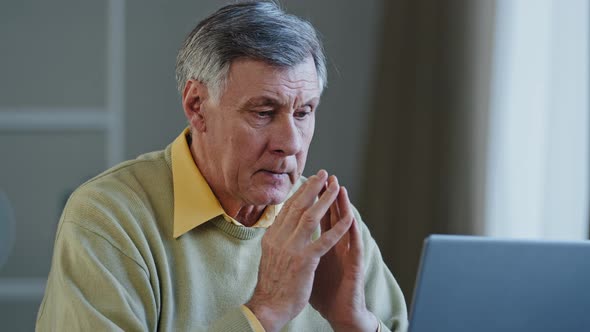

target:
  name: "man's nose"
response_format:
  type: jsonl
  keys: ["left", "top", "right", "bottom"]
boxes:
{"left": 270, "top": 115, "right": 302, "bottom": 156}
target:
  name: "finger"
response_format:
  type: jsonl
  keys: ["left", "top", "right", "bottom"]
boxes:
{"left": 318, "top": 175, "right": 329, "bottom": 197}
{"left": 291, "top": 169, "right": 329, "bottom": 212}
{"left": 319, "top": 179, "right": 334, "bottom": 234}
{"left": 348, "top": 216, "right": 366, "bottom": 285}
{"left": 331, "top": 177, "right": 342, "bottom": 228}
{"left": 319, "top": 177, "right": 338, "bottom": 252}
{"left": 286, "top": 169, "right": 328, "bottom": 216}
{"left": 349, "top": 216, "right": 363, "bottom": 261}
{"left": 332, "top": 185, "right": 354, "bottom": 249}
{"left": 281, "top": 173, "right": 312, "bottom": 210}
{"left": 320, "top": 208, "right": 330, "bottom": 236}
{"left": 330, "top": 202, "right": 340, "bottom": 229}
{"left": 269, "top": 181, "right": 307, "bottom": 232}
{"left": 340, "top": 185, "right": 355, "bottom": 220}
{"left": 277, "top": 170, "right": 330, "bottom": 238}
{"left": 307, "top": 210, "right": 354, "bottom": 256}
{"left": 293, "top": 178, "right": 340, "bottom": 239}
{"left": 318, "top": 180, "right": 330, "bottom": 234}
{"left": 272, "top": 170, "right": 327, "bottom": 232}
{"left": 326, "top": 175, "right": 340, "bottom": 231}
{"left": 344, "top": 186, "right": 362, "bottom": 255}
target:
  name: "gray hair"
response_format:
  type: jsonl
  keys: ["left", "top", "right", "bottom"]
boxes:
{"left": 175, "top": 1, "right": 327, "bottom": 101}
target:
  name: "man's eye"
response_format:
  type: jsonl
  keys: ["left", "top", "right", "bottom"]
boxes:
{"left": 294, "top": 109, "right": 312, "bottom": 119}
{"left": 254, "top": 111, "right": 273, "bottom": 118}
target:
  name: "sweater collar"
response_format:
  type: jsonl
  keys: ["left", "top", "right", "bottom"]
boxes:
{"left": 171, "top": 128, "right": 282, "bottom": 238}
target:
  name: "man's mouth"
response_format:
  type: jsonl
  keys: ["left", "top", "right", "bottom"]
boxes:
{"left": 258, "top": 169, "right": 291, "bottom": 181}
{"left": 261, "top": 170, "right": 288, "bottom": 175}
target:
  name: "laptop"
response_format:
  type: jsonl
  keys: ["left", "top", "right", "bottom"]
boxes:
{"left": 409, "top": 235, "right": 590, "bottom": 332}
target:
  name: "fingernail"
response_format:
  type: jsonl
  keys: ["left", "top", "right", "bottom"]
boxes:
{"left": 317, "top": 169, "right": 327, "bottom": 180}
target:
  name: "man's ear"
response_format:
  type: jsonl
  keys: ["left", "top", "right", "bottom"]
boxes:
{"left": 182, "top": 80, "right": 209, "bottom": 132}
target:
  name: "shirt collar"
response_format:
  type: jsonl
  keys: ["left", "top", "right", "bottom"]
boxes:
{"left": 172, "top": 128, "right": 282, "bottom": 238}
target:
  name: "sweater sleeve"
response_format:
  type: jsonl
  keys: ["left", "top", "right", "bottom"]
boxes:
{"left": 36, "top": 221, "right": 158, "bottom": 332}
{"left": 356, "top": 213, "right": 409, "bottom": 332}
{"left": 35, "top": 221, "right": 256, "bottom": 332}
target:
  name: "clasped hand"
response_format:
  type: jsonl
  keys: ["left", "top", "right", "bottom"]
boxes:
{"left": 245, "top": 170, "right": 378, "bottom": 332}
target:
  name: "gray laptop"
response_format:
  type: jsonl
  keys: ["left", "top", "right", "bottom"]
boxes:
{"left": 409, "top": 234, "right": 590, "bottom": 332}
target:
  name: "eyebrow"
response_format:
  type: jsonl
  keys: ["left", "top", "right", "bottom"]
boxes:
{"left": 241, "top": 97, "right": 282, "bottom": 109}
{"left": 240, "top": 96, "right": 321, "bottom": 111}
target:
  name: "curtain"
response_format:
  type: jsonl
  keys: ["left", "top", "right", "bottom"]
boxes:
{"left": 360, "top": 0, "right": 496, "bottom": 302}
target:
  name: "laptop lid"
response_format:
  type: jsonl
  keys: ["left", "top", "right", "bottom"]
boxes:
{"left": 409, "top": 234, "right": 590, "bottom": 332}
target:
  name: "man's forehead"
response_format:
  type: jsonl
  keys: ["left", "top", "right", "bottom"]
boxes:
{"left": 228, "top": 57, "right": 319, "bottom": 85}
{"left": 224, "top": 58, "right": 322, "bottom": 105}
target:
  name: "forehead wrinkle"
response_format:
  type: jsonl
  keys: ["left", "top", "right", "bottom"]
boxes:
{"left": 260, "top": 77, "right": 318, "bottom": 91}
{"left": 267, "top": 65, "right": 320, "bottom": 90}
{"left": 261, "top": 77, "right": 320, "bottom": 101}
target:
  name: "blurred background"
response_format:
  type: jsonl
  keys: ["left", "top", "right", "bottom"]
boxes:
{"left": 0, "top": 0, "right": 588, "bottom": 330}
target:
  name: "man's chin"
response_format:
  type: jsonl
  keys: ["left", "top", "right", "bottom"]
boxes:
{"left": 249, "top": 184, "right": 292, "bottom": 206}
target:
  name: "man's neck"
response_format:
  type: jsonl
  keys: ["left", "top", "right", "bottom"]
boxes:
{"left": 232, "top": 205, "right": 267, "bottom": 227}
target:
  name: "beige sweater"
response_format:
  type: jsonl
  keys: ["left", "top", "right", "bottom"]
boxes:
{"left": 36, "top": 142, "right": 408, "bottom": 331}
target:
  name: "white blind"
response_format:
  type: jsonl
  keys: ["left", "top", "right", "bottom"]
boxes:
{"left": 485, "top": 0, "right": 589, "bottom": 239}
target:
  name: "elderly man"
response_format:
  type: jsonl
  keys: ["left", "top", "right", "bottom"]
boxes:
{"left": 36, "top": 1, "right": 407, "bottom": 331}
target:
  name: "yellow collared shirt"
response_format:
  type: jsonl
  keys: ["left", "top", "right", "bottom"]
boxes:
{"left": 171, "top": 128, "right": 280, "bottom": 331}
